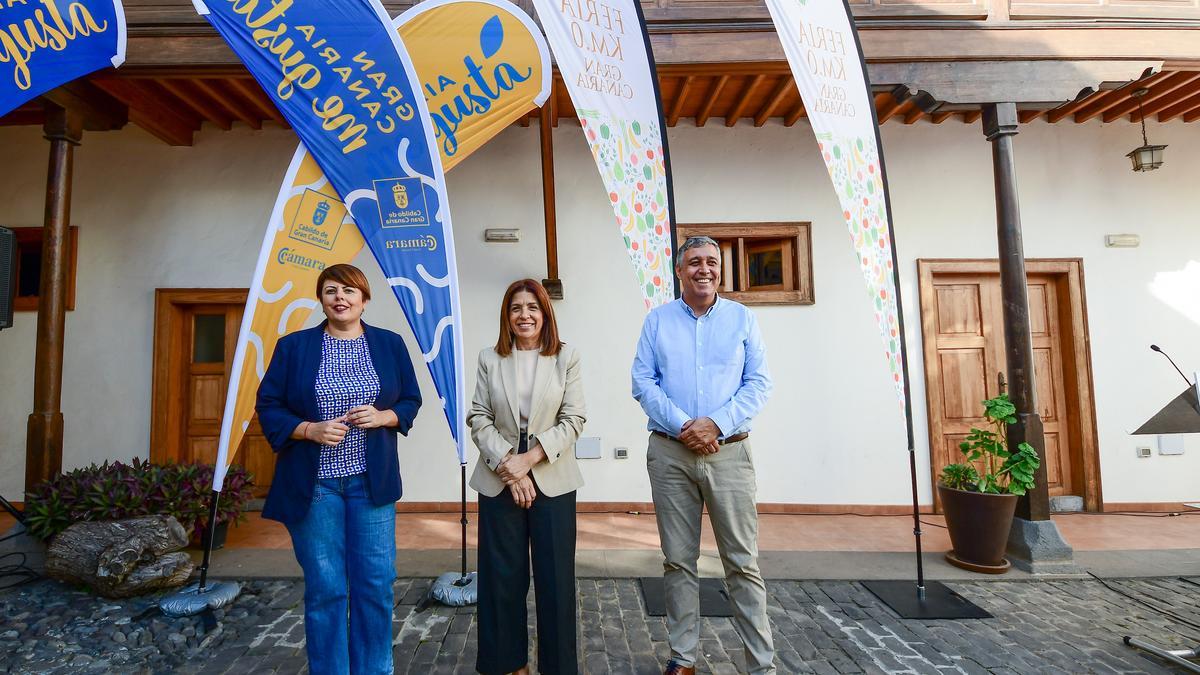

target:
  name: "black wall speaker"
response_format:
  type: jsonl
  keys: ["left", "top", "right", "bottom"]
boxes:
{"left": 0, "top": 227, "right": 14, "bottom": 330}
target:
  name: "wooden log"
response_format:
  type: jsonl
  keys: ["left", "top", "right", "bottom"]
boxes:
{"left": 45, "top": 516, "right": 193, "bottom": 598}
{"left": 106, "top": 553, "right": 195, "bottom": 599}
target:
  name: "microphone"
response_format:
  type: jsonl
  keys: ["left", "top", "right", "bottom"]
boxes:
{"left": 1150, "top": 344, "right": 1194, "bottom": 387}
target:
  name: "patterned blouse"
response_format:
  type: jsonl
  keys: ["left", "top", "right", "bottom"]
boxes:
{"left": 314, "top": 332, "right": 380, "bottom": 478}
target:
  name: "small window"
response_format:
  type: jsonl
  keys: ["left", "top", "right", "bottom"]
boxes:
{"left": 677, "top": 223, "right": 813, "bottom": 305}
{"left": 10, "top": 227, "right": 79, "bottom": 312}
{"left": 192, "top": 314, "right": 226, "bottom": 363}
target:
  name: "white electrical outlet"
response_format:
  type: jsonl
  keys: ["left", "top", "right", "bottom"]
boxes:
{"left": 574, "top": 437, "right": 602, "bottom": 459}
{"left": 1136, "top": 446, "right": 1152, "bottom": 458}
{"left": 614, "top": 447, "right": 629, "bottom": 459}
{"left": 1158, "top": 435, "right": 1185, "bottom": 456}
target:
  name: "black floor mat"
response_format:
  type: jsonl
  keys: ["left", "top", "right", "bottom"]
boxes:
{"left": 639, "top": 577, "right": 734, "bottom": 617}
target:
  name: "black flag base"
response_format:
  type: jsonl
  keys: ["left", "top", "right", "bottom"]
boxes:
{"left": 862, "top": 580, "right": 992, "bottom": 619}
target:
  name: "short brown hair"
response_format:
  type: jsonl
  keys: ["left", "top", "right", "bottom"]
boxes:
{"left": 495, "top": 279, "right": 561, "bottom": 357}
{"left": 316, "top": 264, "right": 371, "bottom": 301}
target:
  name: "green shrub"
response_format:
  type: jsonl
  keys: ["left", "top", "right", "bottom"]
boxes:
{"left": 23, "top": 458, "right": 253, "bottom": 541}
{"left": 940, "top": 393, "right": 1040, "bottom": 496}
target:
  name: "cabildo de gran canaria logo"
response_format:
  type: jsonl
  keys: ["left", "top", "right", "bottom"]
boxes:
{"left": 421, "top": 13, "right": 533, "bottom": 158}
{"left": 287, "top": 188, "right": 347, "bottom": 251}
{"left": 374, "top": 175, "right": 430, "bottom": 229}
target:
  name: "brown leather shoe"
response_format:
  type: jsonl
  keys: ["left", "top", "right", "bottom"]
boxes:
{"left": 663, "top": 661, "right": 696, "bottom": 675}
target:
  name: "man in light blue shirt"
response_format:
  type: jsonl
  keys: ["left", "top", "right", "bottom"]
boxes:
{"left": 632, "top": 236, "right": 776, "bottom": 675}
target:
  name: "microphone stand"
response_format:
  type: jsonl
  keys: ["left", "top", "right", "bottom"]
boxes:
{"left": 1150, "top": 344, "right": 1195, "bottom": 388}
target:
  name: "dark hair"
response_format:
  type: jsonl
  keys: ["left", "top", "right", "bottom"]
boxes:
{"left": 675, "top": 235, "right": 721, "bottom": 269}
{"left": 316, "top": 264, "right": 372, "bottom": 301}
{"left": 495, "top": 279, "right": 561, "bottom": 357}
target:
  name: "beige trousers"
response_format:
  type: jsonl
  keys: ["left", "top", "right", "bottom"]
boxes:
{"left": 646, "top": 433, "right": 776, "bottom": 674}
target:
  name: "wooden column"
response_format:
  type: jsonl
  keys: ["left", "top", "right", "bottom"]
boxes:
{"left": 25, "top": 104, "right": 82, "bottom": 498}
{"left": 981, "top": 103, "right": 1050, "bottom": 522}
{"left": 539, "top": 97, "right": 563, "bottom": 299}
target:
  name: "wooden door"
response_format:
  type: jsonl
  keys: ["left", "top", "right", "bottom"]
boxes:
{"left": 919, "top": 265, "right": 1088, "bottom": 510}
{"left": 1026, "top": 277, "right": 1074, "bottom": 499}
{"left": 152, "top": 290, "right": 275, "bottom": 496}
{"left": 182, "top": 304, "right": 237, "bottom": 465}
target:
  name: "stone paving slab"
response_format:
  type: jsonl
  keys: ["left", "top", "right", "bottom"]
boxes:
{"left": 195, "top": 548, "right": 1200, "bottom": 582}
{"left": 2, "top": 576, "right": 1199, "bottom": 674}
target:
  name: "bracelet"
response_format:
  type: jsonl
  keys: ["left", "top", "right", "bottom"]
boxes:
{"left": 300, "top": 421, "right": 311, "bottom": 440}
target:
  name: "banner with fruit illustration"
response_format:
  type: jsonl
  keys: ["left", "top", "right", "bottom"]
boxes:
{"left": 766, "top": 0, "right": 909, "bottom": 415}
{"left": 531, "top": 0, "right": 677, "bottom": 309}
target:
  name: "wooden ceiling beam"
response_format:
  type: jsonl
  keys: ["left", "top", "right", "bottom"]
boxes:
{"left": 754, "top": 77, "right": 794, "bottom": 127}
{"left": 783, "top": 100, "right": 806, "bottom": 127}
{"left": 962, "top": 109, "right": 982, "bottom": 123}
{"left": 667, "top": 75, "right": 694, "bottom": 127}
{"left": 931, "top": 111, "right": 955, "bottom": 124}
{"left": 694, "top": 75, "right": 729, "bottom": 128}
{"left": 158, "top": 79, "right": 233, "bottom": 130}
{"left": 0, "top": 106, "right": 45, "bottom": 126}
{"left": 876, "top": 95, "right": 910, "bottom": 124}
{"left": 873, "top": 92, "right": 902, "bottom": 124}
{"left": 1044, "top": 96, "right": 1092, "bottom": 123}
{"left": 194, "top": 79, "right": 261, "bottom": 130}
{"left": 1102, "top": 71, "right": 1200, "bottom": 122}
{"left": 1157, "top": 90, "right": 1200, "bottom": 122}
{"left": 1018, "top": 110, "right": 1043, "bottom": 123}
{"left": 92, "top": 78, "right": 197, "bottom": 146}
{"left": 40, "top": 80, "right": 127, "bottom": 131}
{"left": 726, "top": 74, "right": 765, "bottom": 127}
{"left": 1135, "top": 78, "right": 1200, "bottom": 121}
{"left": 227, "top": 78, "right": 286, "bottom": 126}
{"left": 903, "top": 107, "right": 925, "bottom": 124}
{"left": 1073, "top": 72, "right": 1168, "bottom": 123}
{"left": 1184, "top": 106, "right": 1200, "bottom": 122}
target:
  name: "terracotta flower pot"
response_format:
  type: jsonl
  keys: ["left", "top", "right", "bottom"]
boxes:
{"left": 937, "top": 484, "right": 1017, "bottom": 574}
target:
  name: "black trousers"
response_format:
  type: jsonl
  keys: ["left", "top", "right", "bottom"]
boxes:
{"left": 476, "top": 482, "right": 578, "bottom": 675}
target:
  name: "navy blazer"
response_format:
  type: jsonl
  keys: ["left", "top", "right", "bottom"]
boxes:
{"left": 256, "top": 321, "right": 422, "bottom": 525}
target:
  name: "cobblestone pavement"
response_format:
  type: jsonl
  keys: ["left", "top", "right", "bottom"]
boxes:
{"left": 2, "top": 575, "right": 1199, "bottom": 674}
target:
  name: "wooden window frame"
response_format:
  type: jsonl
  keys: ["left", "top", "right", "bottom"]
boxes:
{"left": 11, "top": 226, "right": 79, "bottom": 312}
{"left": 677, "top": 222, "right": 814, "bottom": 305}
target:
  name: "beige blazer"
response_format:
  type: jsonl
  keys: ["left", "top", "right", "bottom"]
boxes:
{"left": 467, "top": 344, "right": 586, "bottom": 498}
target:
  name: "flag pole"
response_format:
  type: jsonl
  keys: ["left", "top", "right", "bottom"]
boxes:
{"left": 832, "top": 0, "right": 987, "bottom": 617}
{"left": 631, "top": 0, "right": 681, "bottom": 299}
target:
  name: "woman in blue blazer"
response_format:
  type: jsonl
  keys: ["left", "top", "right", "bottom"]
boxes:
{"left": 257, "top": 263, "right": 421, "bottom": 675}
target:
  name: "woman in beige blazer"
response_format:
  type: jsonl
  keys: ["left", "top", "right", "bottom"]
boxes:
{"left": 469, "top": 279, "right": 586, "bottom": 675}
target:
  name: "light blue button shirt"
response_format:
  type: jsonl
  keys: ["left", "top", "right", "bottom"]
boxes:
{"left": 631, "top": 296, "right": 772, "bottom": 437}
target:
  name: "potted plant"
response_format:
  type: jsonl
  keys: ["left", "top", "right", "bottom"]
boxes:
{"left": 24, "top": 458, "right": 254, "bottom": 549}
{"left": 938, "top": 393, "right": 1040, "bottom": 574}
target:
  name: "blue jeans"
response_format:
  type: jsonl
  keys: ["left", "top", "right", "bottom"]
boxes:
{"left": 286, "top": 473, "right": 396, "bottom": 675}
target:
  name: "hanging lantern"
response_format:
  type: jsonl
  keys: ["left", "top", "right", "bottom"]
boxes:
{"left": 1126, "top": 88, "right": 1167, "bottom": 172}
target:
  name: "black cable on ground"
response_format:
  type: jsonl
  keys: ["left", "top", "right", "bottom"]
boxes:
{"left": 0, "top": 551, "right": 41, "bottom": 591}
{"left": 1088, "top": 572, "right": 1200, "bottom": 642}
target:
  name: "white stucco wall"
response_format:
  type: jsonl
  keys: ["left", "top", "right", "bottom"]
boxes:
{"left": 1, "top": 117, "right": 1196, "bottom": 506}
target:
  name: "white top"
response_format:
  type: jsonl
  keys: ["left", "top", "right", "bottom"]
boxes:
{"left": 514, "top": 348, "right": 539, "bottom": 429}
